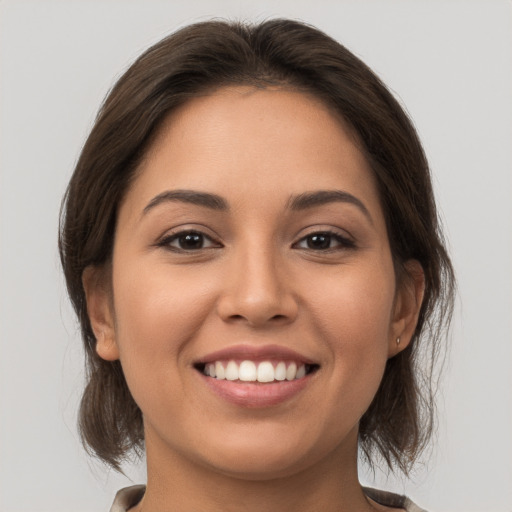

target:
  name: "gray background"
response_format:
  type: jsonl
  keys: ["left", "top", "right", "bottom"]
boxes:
{"left": 1, "top": 1, "right": 511, "bottom": 511}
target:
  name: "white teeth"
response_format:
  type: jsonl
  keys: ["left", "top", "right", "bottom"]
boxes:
{"left": 225, "top": 361, "right": 238, "bottom": 381}
{"left": 275, "top": 362, "right": 286, "bottom": 381}
{"left": 215, "top": 361, "right": 225, "bottom": 380}
{"left": 239, "top": 361, "right": 257, "bottom": 381}
{"left": 286, "top": 362, "right": 297, "bottom": 381}
{"left": 257, "top": 361, "right": 275, "bottom": 383}
{"left": 203, "top": 360, "right": 310, "bottom": 383}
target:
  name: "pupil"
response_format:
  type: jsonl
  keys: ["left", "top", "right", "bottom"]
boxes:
{"left": 308, "top": 234, "right": 330, "bottom": 249}
{"left": 179, "top": 233, "right": 203, "bottom": 249}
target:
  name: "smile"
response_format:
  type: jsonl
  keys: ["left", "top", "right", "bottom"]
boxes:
{"left": 202, "top": 360, "right": 315, "bottom": 383}
{"left": 194, "top": 345, "right": 319, "bottom": 407}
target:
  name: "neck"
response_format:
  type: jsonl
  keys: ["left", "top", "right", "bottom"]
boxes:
{"left": 135, "top": 426, "right": 376, "bottom": 512}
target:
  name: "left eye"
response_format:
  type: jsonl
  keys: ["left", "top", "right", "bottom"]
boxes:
{"left": 161, "top": 231, "right": 219, "bottom": 251}
{"left": 295, "top": 232, "right": 354, "bottom": 250}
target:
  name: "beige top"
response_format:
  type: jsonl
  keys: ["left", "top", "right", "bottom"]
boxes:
{"left": 109, "top": 485, "right": 427, "bottom": 512}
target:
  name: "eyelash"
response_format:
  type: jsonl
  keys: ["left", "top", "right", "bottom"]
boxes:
{"left": 156, "top": 229, "right": 355, "bottom": 253}
{"left": 157, "top": 230, "right": 222, "bottom": 252}
{"left": 293, "top": 230, "right": 356, "bottom": 251}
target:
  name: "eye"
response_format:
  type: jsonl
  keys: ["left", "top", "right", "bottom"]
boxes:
{"left": 294, "top": 231, "right": 355, "bottom": 251}
{"left": 159, "top": 230, "right": 220, "bottom": 251}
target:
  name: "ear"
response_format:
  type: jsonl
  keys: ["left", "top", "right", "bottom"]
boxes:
{"left": 82, "top": 265, "right": 119, "bottom": 361}
{"left": 388, "top": 259, "right": 425, "bottom": 358}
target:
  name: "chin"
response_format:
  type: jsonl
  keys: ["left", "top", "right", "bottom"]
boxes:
{"left": 192, "top": 423, "right": 337, "bottom": 481}
{"left": 205, "top": 448, "right": 312, "bottom": 481}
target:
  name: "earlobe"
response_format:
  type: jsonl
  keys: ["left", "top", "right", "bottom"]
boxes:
{"left": 389, "top": 259, "right": 425, "bottom": 357}
{"left": 82, "top": 265, "right": 120, "bottom": 361}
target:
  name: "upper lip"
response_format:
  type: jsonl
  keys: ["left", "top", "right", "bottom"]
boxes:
{"left": 195, "top": 344, "right": 318, "bottom": 365}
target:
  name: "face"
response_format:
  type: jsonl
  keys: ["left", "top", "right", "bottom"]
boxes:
{"left": 86, "top": 87, "right": 420, "bottom": 480}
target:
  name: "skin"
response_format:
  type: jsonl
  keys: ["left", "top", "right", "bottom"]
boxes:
{"left": 84, "top": 87, "right": 424, "bottom": 512}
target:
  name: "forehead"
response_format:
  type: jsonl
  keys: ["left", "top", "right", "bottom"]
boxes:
{"left": 147, "top": 85, "right": 362, "bottom": 168}
{"left": 122, "top": 86, "right": 382, "bottom": 220}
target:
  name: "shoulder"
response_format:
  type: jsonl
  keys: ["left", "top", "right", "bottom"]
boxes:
{"left": 110, "top": 485, "right": 427, "bottom": 512}
{"left": 109, "top": 485, "right": 145, "bottom": 512}
{"left": 364, "top": 487, "right": 428, "bottom": 512}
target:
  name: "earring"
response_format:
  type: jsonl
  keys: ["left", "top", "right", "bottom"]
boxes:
{"left": 396, "top": 337, "right": 401, "bottom": 346}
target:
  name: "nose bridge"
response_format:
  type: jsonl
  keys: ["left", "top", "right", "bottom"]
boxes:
{"left": 217, "top": 238, "right": 297, "bottom": 326}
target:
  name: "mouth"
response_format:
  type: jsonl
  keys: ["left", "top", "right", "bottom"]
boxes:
{"left": 193, "top": 345, "right": 320, "bottom": 407}
{"left": 194, "top": 360, "right": 319, "bottom": 383}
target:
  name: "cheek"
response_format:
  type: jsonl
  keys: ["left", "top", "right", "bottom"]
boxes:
{"left": 110, "top": 262, "right": 216, "bottom": 404}
{"left": 308, "top": 260, "right": 395, "bottom": 343}
{"left": 113, "top": 260, "right": 215, "bottom": 343}
{"left": 304, "top": 262, "right": 395, "bottom": 412}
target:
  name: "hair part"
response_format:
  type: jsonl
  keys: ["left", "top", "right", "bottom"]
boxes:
{"left": 59, "top": 18, "right": 455, "bottom": 473}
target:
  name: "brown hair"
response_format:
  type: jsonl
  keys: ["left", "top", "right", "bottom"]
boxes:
{"left": 59, "top": 18, "right": 455, "bottom": 473}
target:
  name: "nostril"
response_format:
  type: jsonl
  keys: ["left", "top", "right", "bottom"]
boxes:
{"left": 217, "top": 289, "right": 299, "bottom": 326}
{"left": 226, "top": 313, "right": 289, "bottom": 324}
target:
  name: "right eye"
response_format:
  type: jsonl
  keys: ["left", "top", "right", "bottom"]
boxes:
{"left": 159, "top": 230, "right": 220, "bottom": 252}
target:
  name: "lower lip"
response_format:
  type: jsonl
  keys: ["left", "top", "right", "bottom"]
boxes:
{"left": 199, "top": 373, "right": 312, "bottom": 408}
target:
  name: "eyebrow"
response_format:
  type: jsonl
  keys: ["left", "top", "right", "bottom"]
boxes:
{"left": 142, "top": 189, "right": 228, "bottom": 215}
{"left": 288, "top": 190, "right": 373, "bottom": 222}
{"left": 142, "top": 188, "right": 372, "bottom": 222}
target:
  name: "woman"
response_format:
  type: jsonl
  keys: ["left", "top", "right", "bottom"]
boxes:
{"left": 59, "top": 19, "right": 454, "bottom": 512}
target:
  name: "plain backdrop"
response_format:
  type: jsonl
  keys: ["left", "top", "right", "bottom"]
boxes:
{"left": 0, "top": 1, "right": 511, "bottom": 511}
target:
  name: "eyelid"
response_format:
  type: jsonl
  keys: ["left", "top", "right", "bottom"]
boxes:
{"left": 292, "top": 227, "right": 356, "bottom": 250}
{"left": 155, "top": 225, "right": 223, "bottom": 251}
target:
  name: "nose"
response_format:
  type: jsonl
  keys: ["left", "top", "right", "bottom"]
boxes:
{"left": 216, "top": 246, "right": 299, "bottom": 327}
